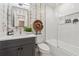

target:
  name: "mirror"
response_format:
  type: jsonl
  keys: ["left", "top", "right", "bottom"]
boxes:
{"left": 7, "top": 3, "right": 30, "bottom": 35}
{"left": 12, "top": 6, "right": 28, "bottom": 27}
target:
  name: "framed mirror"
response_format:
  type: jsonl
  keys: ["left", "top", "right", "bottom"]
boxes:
{"left": 12, "top": 6, "right": 28, "bottom": 27}
{"left": 7, "top": 4, "right": 30, "bottom": 35}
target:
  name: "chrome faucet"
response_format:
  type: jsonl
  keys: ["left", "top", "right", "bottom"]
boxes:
{"left": 7, "top": 27, "right": 14, "bottom": 35}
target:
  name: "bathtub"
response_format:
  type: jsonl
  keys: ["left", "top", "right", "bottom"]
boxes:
{"left": 46, "top": 39, "right": 77, "bottom": 56}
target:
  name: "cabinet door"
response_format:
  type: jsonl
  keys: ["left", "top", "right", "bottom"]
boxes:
{"left": 0, "top": 47, "right": 18, "bottom": 56}
{"left": 21, "top": 44, "right": 35, "bottom": 56}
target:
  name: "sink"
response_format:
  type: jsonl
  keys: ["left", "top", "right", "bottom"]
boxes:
{"left": 0, "top": 33, "right": 36, "bottom": 41}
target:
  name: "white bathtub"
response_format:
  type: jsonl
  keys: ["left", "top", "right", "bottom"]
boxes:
{"left": 46, "top": 39, "right": 77, "bottom": 56}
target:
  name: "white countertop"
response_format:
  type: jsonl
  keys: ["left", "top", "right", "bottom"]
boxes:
{"left": 0, "top": 34, "right": 36, "bottom": 41}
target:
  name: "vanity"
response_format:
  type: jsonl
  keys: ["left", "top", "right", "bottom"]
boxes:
{"left": 0, "top": 4, "right": 37, "bottom": 56}
{"left": 0, "top": 34, "right": 36, "bottom": 56}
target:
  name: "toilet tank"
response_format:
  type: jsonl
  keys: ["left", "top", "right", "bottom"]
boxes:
{"left": 36, "top": 34, "right": 45, "bottom": 44}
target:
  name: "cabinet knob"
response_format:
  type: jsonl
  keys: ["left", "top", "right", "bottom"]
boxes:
{"left": 21, "top": 47, "right": 23, "bottom": 50}
{"left": 18, "top": 48, "right": 20, "bottom": 50}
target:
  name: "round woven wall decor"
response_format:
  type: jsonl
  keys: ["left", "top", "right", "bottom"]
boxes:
{"left": 33, "top": 20, "right": 43, "bottom": 33}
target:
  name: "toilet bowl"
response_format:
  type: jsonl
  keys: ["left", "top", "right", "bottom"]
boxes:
{"left": 38, "top": 43, "right": 50, "bottom": 55}
{"left": 36, "top": 35, "right": 50, "bottom": 55}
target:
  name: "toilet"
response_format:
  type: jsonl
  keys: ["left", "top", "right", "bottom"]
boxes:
{"left": 36, "top": 34, "right": 50, "bottom": 56}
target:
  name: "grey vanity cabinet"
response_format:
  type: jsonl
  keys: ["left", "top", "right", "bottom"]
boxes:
{"left": 0, "top": 47, "right": 18, "bottom": 56}
{"left": 0, "top": 37, "right": 36, "bottom": 56}
{"left": 21, "top": 44, "right": 35, "bottom": 56}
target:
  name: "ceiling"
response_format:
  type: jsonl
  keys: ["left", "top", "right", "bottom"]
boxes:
{"left": 47, "top": 3, "right": 62, "bottom": 8}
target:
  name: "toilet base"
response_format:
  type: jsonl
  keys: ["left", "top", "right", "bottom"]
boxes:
{"left": 40, "top": 51, "right": 51, "bottom": 56}
{"left": 39, "top": 49, "right": 50, "bottom": 56}
{"left": 35, "top": 45, "right": 50, "bottom": 56}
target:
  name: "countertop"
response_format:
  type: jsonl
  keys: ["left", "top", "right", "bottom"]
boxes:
{"left": 0, "top": 34, "right": 36, "bottom": 41}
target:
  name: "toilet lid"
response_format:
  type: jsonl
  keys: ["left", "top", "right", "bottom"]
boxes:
{"left": 38, "top": 43, "right": 49, "bottom": 51}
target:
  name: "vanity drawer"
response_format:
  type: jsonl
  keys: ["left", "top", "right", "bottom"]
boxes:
{"left": 0, "top": 37, "right": 35, "bottom": 49}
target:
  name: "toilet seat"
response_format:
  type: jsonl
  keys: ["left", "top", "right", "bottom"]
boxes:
{"left": 38, "top": 43, "right": 49, "bottom": 51}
